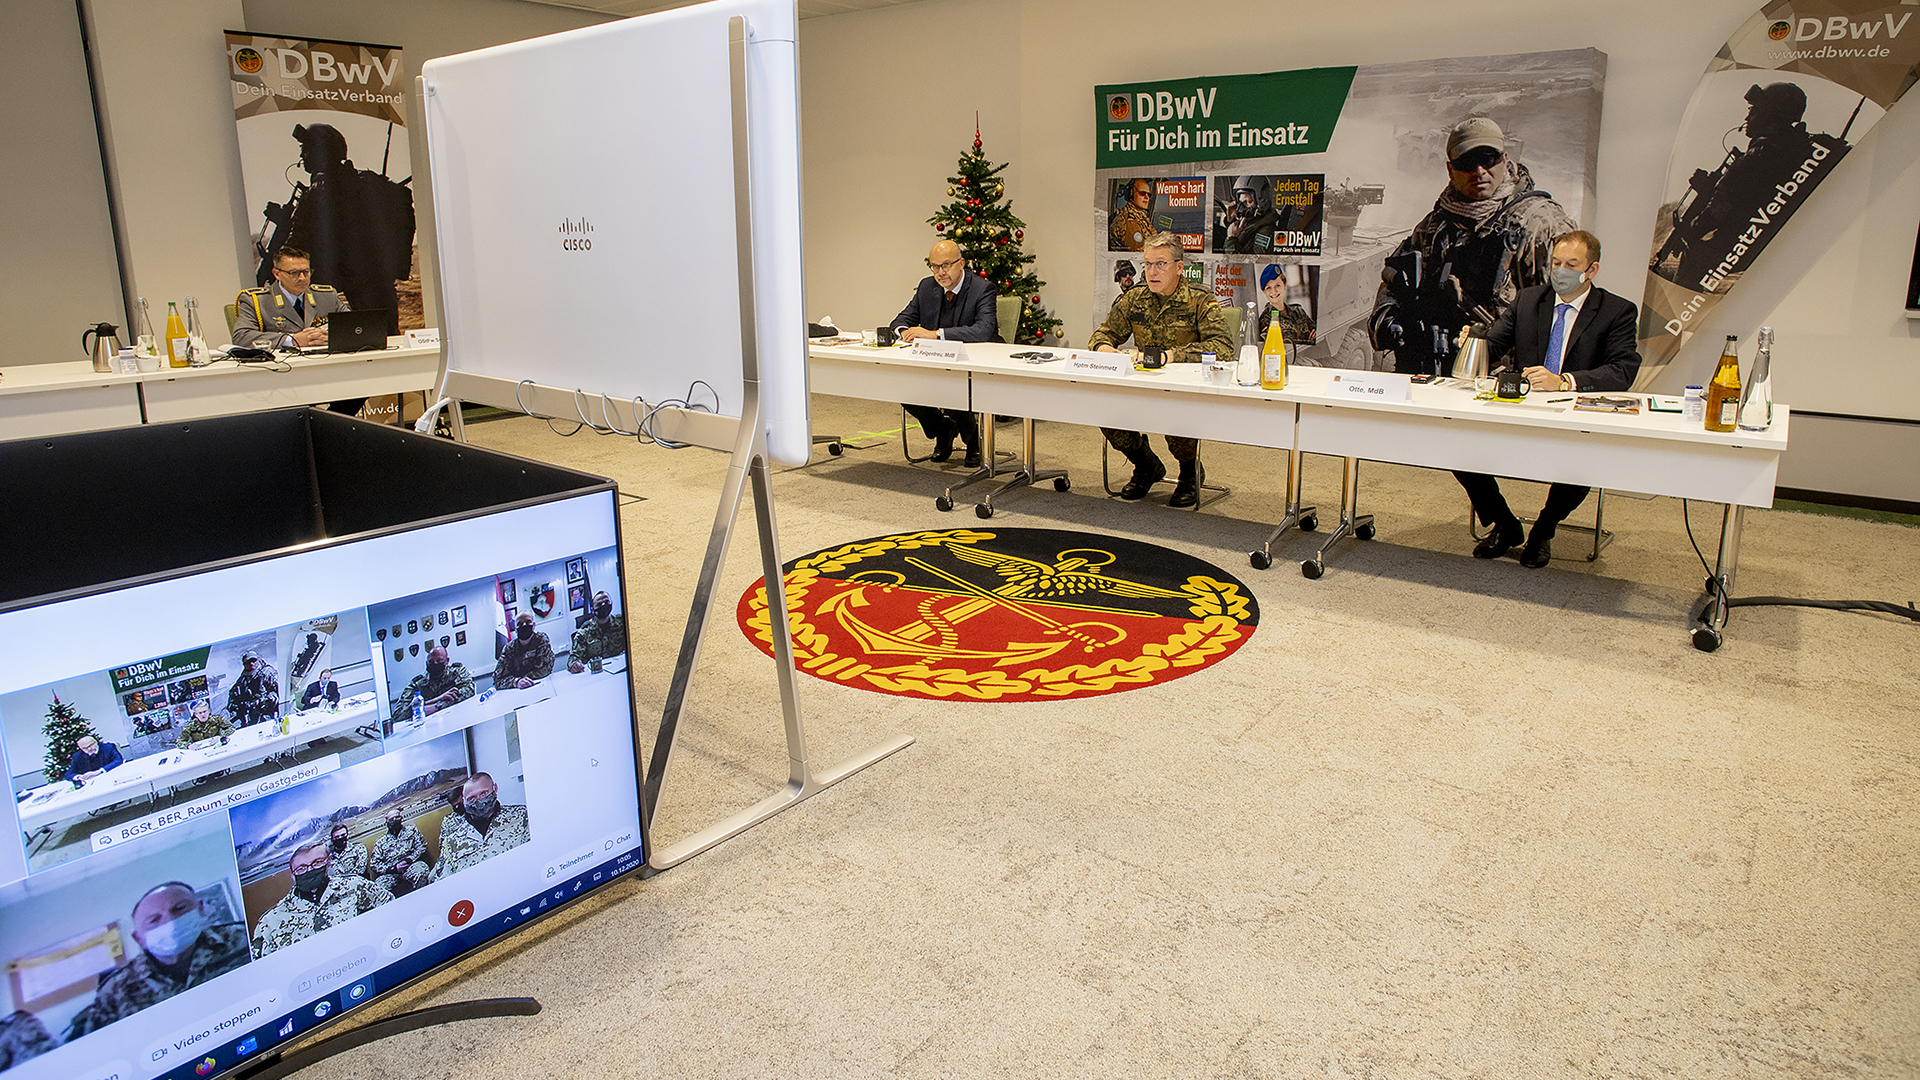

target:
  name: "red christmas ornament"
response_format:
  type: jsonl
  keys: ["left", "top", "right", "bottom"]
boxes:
{"left": 959, "top": 178, "right": 969, "bottom": 187}
{"left": 1030, "top": 295, "right": 1041, "bottom": 306}
{"left": 965, "top": 215, "right": 973, "bottom": 224}
{"left": 995, "top": 237, "right": 1006, "bottom": 245}
{"left": 973, "top": 138, "right": 982, "bottom": 150}
{"left": 935, "top": 223, "right": 945, "bottom": 232}
{"left": 1015, "top": 230, "right": 1024, "bottom": 240}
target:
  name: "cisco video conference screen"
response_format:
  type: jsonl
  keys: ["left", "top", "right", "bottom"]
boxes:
{"left": 0, "top": 492, "right": 644, "bottom": 1080}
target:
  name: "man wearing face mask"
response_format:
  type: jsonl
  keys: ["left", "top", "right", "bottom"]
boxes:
{"left": 1455, "top": 230, "right": 1641, "bottom": 569}
{"left": 64, "top": 882, "right": 250, "bottom": 1037}
{"left": 567, "top": 592, "right": 626, "bottom": 674}
{"left": 431, "top": 773, "right": 530, "bottom": 881}
{"left": 251, "top": 842, "right": 393, "bottom": 958}
{"left": 299, "top": 668, "right": 342, "bottom": 711}
{"left": 326, "top": 823, "right": 371, "bottom": 880}
{"left": 388, "top": 646, "right": 475, "bottom": 726}
{"left": 494, "top": 614, "right": 555, "bottom": 690}
{"left": 370, "top": 806, "right": 431, "bottom": 896}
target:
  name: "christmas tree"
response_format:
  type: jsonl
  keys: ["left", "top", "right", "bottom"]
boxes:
{"left": 41, "top": 694, "right": 99, "bottom": 784}
{"left": 924, "top": 123, "right": 1062, "bottom": 346}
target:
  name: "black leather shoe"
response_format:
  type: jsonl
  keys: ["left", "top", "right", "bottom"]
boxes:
{"left": 1118, "top": 455, "right": 1165, "bottom": 500}
{"left": 1167, "top": 461, "right": 1204, "bottom": 508}
{"left": 929, "top": 431, "right": 955, "bottom": 463}
{"left": 1520, "top": 534, "right": 1552, "bottom": 568}
{"left": 1472, "top": 521, "right": 1523, "bottom": 559}
{"left": 962, "top": 443, "right": 983, "bottom": 469}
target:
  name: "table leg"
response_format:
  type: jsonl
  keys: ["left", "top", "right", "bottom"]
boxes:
{"left": 1691, "top": 503, "right": 1745, "bottom": 652}
{"left": 1301, "top": 456, "right": 1375, "bottom": 580}
{"left": 1250, "top": 407, "right": 1317, "bottom": 570}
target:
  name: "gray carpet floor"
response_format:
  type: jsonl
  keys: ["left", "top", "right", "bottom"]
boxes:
{"left": 295, "top": 394, "right": 1919, "bottom": 1079}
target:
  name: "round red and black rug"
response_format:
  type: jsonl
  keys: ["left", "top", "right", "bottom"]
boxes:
{"left": 735, "top": 527, "right": 1259, "bottom": 702}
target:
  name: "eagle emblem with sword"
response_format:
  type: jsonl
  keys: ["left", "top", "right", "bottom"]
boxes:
{"left": 737, "top": 528, "right": 1260, "bottom": 702}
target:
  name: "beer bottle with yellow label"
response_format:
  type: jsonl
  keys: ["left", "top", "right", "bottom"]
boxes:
{"left": 1704, "top": 335, "right": 1741, "bottom": 432}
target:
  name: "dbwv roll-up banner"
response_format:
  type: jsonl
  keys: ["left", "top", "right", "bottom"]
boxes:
{"left": 1639, "top": 0, "right": 1920, "bottom": 383}
{"left": 225, "top": 32, "right": 418, "bottom": 335}
{"left": 1093, "top": 51, "right": 1605, "bottom": 373}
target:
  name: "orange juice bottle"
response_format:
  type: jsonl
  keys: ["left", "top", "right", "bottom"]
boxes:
{"left": 1703, "top": 335, "right": 1741, "bottom": 432}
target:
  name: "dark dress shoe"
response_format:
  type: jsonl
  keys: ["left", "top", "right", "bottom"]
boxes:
{"left": 1472, "top": 521, "right": 1523, "bottom": 559}
{"left": 1167, "top": 462, "right": 1204, "bottom": 508}
{"left": 1520, "top": 534, "right": 1552, "bottom": 568}
{"left": 929, "top": 431, "right": 955, "bottom": 463}
{"left": 1118, "top": 455, "right": 1166, "bottom": 499}
{"left": 962, "top": 444, "right": 983, "bottom": 469}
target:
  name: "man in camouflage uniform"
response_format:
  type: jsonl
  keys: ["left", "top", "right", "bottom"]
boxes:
{"left": 0, "top": 1011, "right": 55, "bottom": 1068}
{"left": 1370, "top": 117, "right": 1573, "bottom": 375}
{"left": 65, "top": 882, "right": 251, "bottom": 1038}
{"left": 326, "top": 823, "right": 371, "bottom": 881}
{"left": 494, "top": 613, "right": 555, "bottom": 690}
{"left": 1087, "top": 232, "right": 1235, "bottom": 508}
{"left": 225, "top": 651, "right": 281, "bottom": 728}
{"left": 568, "top": 593, "right": 626, "bottom": 673}
{"left": 431, "top": 773, "right": 530, "bottom": 882}
{"left": 251, "top": 843, "right": 392, "bottom": 959}
{"left": 1108, "top": 179, "right": 1155, "bottom": 251}
{"left": 370, "top": 806, "right": 432, "bottom": 896}
{"left": 389, "top": 646, "right": 475, "bottom": 727}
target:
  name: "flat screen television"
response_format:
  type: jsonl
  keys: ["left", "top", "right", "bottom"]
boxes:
{"left": 0, "top": 409, "right": 645, "bottom": 1080}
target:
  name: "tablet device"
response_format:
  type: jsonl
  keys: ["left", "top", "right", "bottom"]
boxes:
{"left": 326, "top": 308, "right": 389, "bottom": 353}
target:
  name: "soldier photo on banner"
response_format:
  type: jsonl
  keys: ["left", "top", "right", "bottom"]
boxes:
{"left": 1106, "top": 177, "right": 1207, "bottom": 252}
{"left": 228, "top": 34, "right": 422, "bottom": 336}
{"left": 1094, "top": 50, "right": 1606, "bottom": 375}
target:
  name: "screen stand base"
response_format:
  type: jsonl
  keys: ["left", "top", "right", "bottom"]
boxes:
{"left": 233, "top": 997, "right": 540, "bottom": 1080}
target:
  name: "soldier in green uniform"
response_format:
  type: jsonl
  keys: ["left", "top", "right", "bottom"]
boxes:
{"left": 494, "top": 613, "right": 555, "bottom": 690}
{"left": 388, "top": 646, "right": 475, "bottom": 726}
{"left": 250, "top": 843, "right": 392, "bottom": 959}
{"left": 0, "top": 1011, "right": 55, "bottom": 1068}
{"left": 65, "top": 882, "right": 251, "bottom": 1038}
{"left": 1108, "top": 179, "right": 1155, "bottom": 252}
{"left": 226, "top": 651, "right": 281, "bottom": 729}
{"left": 326, "top": 823, "right": 371, "bottom": 881}
{"left": 370, "top": 807, "right": 431, "bottom": 897}
{"left": 1086, "top": 232, "right": 1234, "bottom": 507}
{"left": 431, "top": 773, "right": 531, "bottom": 882}
{"left": 567, "top": 593, "right": 626, "bottom": 673}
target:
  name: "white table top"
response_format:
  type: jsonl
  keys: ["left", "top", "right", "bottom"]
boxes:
{"left": 0, "top": 344, "right": 442, "bottom": 398}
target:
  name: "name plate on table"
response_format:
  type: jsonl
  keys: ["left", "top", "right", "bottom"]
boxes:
{"left": 1062, "top": 350, "right": 1132, "bottom": 377}
{"left": 909, "top": 338, "right": 969, "bottom": 362}
{"left": 404, "top": 328, "right": 441, "bottom": 348}
{"left": 1329, "top": 370, "right": 1411, "bottom": 403}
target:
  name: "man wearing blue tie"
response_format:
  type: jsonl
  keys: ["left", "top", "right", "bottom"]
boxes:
{"left": 1456, "top": 230, "right": 1642, "bottom": 568}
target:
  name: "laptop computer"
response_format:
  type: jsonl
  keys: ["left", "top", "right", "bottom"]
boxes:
{"left": 325, "top": 309, "right": 390, "bottom": 354}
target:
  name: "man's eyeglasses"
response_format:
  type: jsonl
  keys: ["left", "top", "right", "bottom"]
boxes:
{"left": 1448, "top": 148, "right": 1505, "bottom": 173}
{"left": 1142, "top": 260, "right": 1178, "bottom": 271}
{"left": 275, "top": 266, "right": 313, "bottom": 279}
{"left": 929, "top": 258, "right": 963, "bottom": 272}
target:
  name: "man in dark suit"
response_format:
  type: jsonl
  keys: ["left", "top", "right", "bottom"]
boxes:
{"left": 1458, "top": 230, "right": 1642, "bottom": 568}
{"left": 892, "top": 239, "right": 997, "bottom": 468}
{"left": 65, "top": 735, "right": 124, "bottom": 783}
{"left": 299, "top": 668, "right": 342, "bottom": 711}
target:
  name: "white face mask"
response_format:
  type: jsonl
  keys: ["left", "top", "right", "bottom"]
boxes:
{"left": 142, "top": 908, "right": 209, "bottom": 961}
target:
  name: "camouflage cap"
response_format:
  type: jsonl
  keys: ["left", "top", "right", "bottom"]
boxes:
{"left": 1446, "top": 117, "right": 1506, "bottom": 160}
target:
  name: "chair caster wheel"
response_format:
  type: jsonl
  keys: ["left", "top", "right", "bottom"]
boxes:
{"left": 1301, "top": 560, "right": 1324, "bottom": 579}
{"left": 935, "top": 496, "right": 954, "bottom": 512}
{"left": 1249, "top": 550, "right": 1272, "bottom": 570}
{"left": 1299, "top": 513, "right": 1317, "bottom": 532}
{"left": 1691, "top": 626, "right": 1722, "bottom": 652}
{"left": 974, "top": 503, "right": 994, "bottom": 519}
{"left": 1053, "top": 476, "right": 1071, "bottom": 492}
{"left": 826, "top": 441, "right": 843, "bottom": 456}
{"left": 1356, "top": 521, "right": 1376, "bottom": 541}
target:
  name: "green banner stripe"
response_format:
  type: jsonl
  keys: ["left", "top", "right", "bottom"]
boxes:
{"left": 1095, "top": 67, "right": 1356, "bottom": 169}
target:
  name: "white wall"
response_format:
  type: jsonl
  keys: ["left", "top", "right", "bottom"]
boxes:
{"left": 799, "top": 0, "right": 1920, "bottom": 501}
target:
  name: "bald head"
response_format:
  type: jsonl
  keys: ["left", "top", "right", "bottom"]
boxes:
{"left": 929, "top": 240, "right": 965, "bottom": 291}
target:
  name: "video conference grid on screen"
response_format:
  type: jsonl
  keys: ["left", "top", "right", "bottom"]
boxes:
{"left": 0, "top": 499, "right": 643, "bottom": 1080}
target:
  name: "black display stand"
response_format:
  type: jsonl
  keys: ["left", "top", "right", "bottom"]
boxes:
{"left": 232, "top": 999, "right": 541, "bottom": 1080}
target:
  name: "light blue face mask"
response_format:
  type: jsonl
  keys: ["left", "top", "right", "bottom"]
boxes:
{"left": 141, "top": 907, "right": 208, "bottom": 961}
{"left": 1549, "top": 266, "right": 1587, "bottom": 296}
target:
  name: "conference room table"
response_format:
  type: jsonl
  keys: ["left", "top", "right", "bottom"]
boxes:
{"left": 808, "top": 339, "right": 1790, "bottom": 650}
{"left": 16, "top": 696, "right": 378, "bottom": 836}
{"left": 0, "top": 343, "right": 442, "bottom": 440}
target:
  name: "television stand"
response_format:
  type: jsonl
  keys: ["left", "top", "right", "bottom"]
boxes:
{"left": 233, "top": 997, "right": 540, "bottom": 1079}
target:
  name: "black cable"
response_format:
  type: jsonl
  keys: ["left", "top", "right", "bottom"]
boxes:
{"left": 1682, "top": 500, "right": 1916, "bottom": 626}
{"left": 1681, "top": 498, "right": 1714, "bottom": 578}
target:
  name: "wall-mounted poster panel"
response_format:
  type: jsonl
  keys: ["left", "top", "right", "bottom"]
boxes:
{"left": 1094, "top": 50, "right": 1605, "bottom": 373}
{"left": 1638, "top": 0, "right": 1920, "bottom": 384}
{"left": 225, "top": 32, "right": 419, "bottom": 338}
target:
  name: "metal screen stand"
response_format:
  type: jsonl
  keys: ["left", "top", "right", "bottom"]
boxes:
{"left": 643, "top": 17, "right": 912, "bottom": 870}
